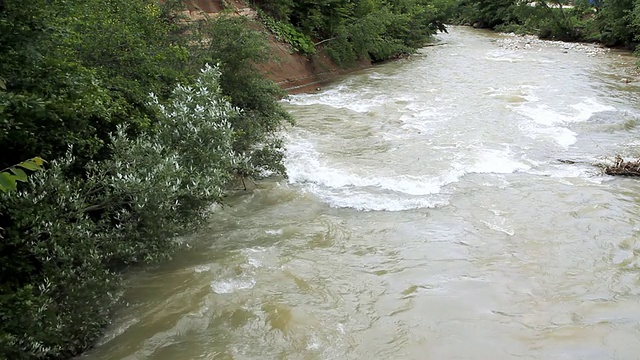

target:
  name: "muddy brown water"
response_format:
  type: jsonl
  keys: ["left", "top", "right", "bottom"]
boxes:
{"left": 81, "top": 27, "right": 640, "bottom": 359}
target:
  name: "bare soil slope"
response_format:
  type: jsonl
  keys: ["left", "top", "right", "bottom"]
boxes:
{"left": 185, "top": 0, "right": 371, "bottom": 92}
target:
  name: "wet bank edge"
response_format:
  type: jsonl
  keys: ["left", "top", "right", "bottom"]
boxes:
{"left": 271, "top": 31, "right": 635, "bottom": 96}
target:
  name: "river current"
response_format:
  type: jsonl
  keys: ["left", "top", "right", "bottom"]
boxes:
{"left": 83, "top": 27, "right": 640, "bottom": 359}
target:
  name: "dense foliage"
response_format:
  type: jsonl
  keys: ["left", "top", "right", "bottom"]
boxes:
{"left": 254, "top": 0, "right": 454, "bottom": 66}
{"left": 453, "top": 0, "right": 640, "bottom": 47}
{"left": 0, "top": 0, "right": 290, "bottom": 358}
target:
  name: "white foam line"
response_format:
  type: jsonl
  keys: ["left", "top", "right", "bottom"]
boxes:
{"left": 285, "top": 86, "right": 386, "bottom": 113}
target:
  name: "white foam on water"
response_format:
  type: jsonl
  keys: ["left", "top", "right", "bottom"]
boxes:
{"left": 486, "top": 86, "right": 540, "bottom": 103}
{"left": 527, "top": 164, "right": 604, "bottom": 185}
{"left": 284, "top": 135, "right": 548, "bottom": 211}
{"left": 211, "top": 278, "right": 256, "bottom": 294}
{"left": 308, "top": 187, "right": 451, "bottom": 212}
{"left": 570, "top": 99, "right": 616, "bottom": 121}
{"left": 286, "top": 138, "right": 455, "bottom": 196}
{"left": 524, "top": 125, "right": 578, "bottom": 149}
{"left": 524, "top": 94, "right": 540, "bottom": 102}
{"left": 307, "top": 339, "right": 321, "bottom": 350}
{"left": 517, "top": 98, "right": 615, "bottom": 126}
{"left": 368, "top": 72, "right": 396, "bottom": 80}
{"left": 392, "top": 102, "right": 454, "bottom": 137}
{"left": 548, "top": 165, "right": 596, "bottom": 179}
{"left": 240, "top": 247, "right": 267, "bottom": 268}
{"left": 517, "top": 105, "right": 566, "bottom": 126}
{"left": 480, "top": 219, "right": 515, "bottom": 236}
{"left": 468, "top": 148, "right": 532, "bottom": 174}
{"left": 192, "top": 265, "right": 211, "bottom": 273}
{"left": 480, "top": 176, "right": 510, "bottom": 189}
{"left": 284, "top": 137, "right": 461, "bottom": 211}
{"left": 485, "top": 49, "right": 523, "bottom": 62}
{"left": 285, "top": 85, "right": 386, "bottom": 113}
{"left": 400, "top": 107, "right": 444, "bottom": 125}
{"left": 514, "top": 98, "right": 616, "bottom": 148}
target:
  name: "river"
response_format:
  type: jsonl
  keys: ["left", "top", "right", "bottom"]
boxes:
{"left": 82, "top": 27, "right": 640, "bottom": 359}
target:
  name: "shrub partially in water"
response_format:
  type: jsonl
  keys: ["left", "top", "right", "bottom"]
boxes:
{"left": 0, "top": 65, "right": 266, "bottom": 359}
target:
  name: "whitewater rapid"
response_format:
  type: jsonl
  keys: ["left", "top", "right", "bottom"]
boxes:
{"left": 82, "top": 27, "right": 640, "bottom": 360}
{"left": 283, "top": 67, "right": 623, "bottom": 211}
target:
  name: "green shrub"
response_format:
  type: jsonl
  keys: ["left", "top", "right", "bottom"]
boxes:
{"left": 192, "top": 15, "right": 293, "bottom": 177}
{"left": 326, "top": 34, "right": 359, "bottom": 67}
{"left": 259, "top": 10, "right": 317, "bottom": 55}
{"left": 0, "top": 64, "right": 258, "bottom": 359}
{"left": 0, "top": 2, "right": 292, "bottom": 357}
{"left": 255, "top": 0, "right": 451, "bottom": 67}
{"left": 0, "top": 0, "right": 195, "bottom": 171}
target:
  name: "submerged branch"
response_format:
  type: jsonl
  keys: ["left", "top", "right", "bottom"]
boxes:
{"left": 604, "top": 155, "right": 640, "bottom": 176}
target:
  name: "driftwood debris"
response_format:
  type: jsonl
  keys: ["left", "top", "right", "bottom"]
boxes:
{"left": 604, "top": 155, "right": 640, "bottom": 176}
{"left": 423, "top": 42, "right": 447, "bottom": 47}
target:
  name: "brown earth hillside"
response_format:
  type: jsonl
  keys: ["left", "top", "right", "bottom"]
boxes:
{"left": 183, "top": 0, "right": 372, "bottom": 93}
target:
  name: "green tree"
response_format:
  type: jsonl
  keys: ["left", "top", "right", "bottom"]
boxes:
{"left": 0, "top": 0, "right": 199, "bottom": 171}
{"left": 254, "top": 0, "right": 453, "bottom": 66}
{"left": 193, "top": 15, "right": 293, "bottom": 176}
{"left": 0, "top": 1, "right": 292, "bottom": 358}
{"left": 597, "top": 0, "right": 637, "bottom": 46}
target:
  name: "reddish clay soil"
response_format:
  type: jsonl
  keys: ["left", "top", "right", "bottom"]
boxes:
{"left": 187, "top": 0, "right": 372, "bottom": 93}
{"left": 258, "top": 36, "right": 372, "bottom": 93}
{"left": 185, "top": 0, "right": 224, "bottom": 13}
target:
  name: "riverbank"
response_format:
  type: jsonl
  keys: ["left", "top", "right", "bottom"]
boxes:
{"left": 185, "top": 0, "right": 374, "bottom": 94}
{"left": 257, "top": 35, "right": 373, "bottom": 94}
{"left": 496, "top": 32, "right": 610, "bottom": 55}
{"left": 479, "top": 28, "right": 639, "bottom": 85}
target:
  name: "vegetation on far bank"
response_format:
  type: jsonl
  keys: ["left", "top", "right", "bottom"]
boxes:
{"left": 452, "top": 0, "right": 640, "bottom": 49}
{"left": 252, "top": 0, "right": 454, "bottom": 66}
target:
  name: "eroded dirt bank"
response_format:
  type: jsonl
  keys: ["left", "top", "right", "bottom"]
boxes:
{"left": 185, "top": 0, "right": 372, "bottom": 93}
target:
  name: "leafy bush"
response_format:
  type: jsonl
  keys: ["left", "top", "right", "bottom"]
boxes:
{"left": 251, "top": 0, "right": 295, "bottom": 20}
{"left": 597, "top": 0, "right": 637, "bottom": 47}
{"left": 326, "top": 34, "right": 359, "bottom": 67}
{"left": 453, "top": 0, "right": 640, "bottom": 46}
{"left": 0, "top": 0, "right": 194, "bottom": 171}
{"left": 259, "top": 10, "right": 317, "bottom": 55}
{"left": 0, "top": 1, "right": 292, "bottom": 358}
{"left": 254, "top": 0, "right": 452, "bottom": 67}
{"left": 0, "top": 65, "right": 255, "bottom": 359}
{"left": 192, "top": 15, "right": 293, "bottom": 177}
